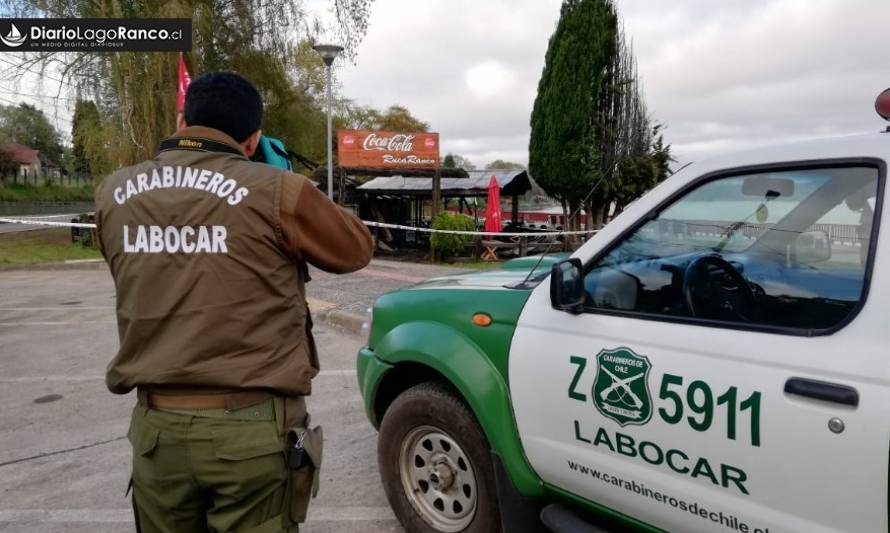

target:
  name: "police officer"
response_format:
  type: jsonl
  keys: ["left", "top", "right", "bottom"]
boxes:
{"left": 94, "top": 72, "right": 373, "bottom": 532}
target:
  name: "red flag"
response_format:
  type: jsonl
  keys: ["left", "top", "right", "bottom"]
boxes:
{"left": 177, "top": 53, "right": 191, "bottom": 112}
{"left": 484, "top": 175, "right": 502, "bottom": 233}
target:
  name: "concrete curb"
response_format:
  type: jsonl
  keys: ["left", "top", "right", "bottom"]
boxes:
{"left": 0, "top": 259, "right": 107, "bottom": 272}
{"left": 316, "top": 308, "right": 366, "bottom": 336}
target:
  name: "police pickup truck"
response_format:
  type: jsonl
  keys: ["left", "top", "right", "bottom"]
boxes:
{"left": 357, "top": 125, "right": 888, "bottom": 532}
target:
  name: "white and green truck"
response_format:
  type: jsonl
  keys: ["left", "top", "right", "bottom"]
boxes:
{"left": 357, "top": 130, "right": 886, "bottom": 532}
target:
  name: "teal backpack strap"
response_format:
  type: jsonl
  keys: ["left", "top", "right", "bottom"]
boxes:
{"left": 252, "top": 136, "right": 293, "bottom": 171}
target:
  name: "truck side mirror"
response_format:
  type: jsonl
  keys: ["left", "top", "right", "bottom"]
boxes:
{"left": 551, "top": 258, "right": 585, "bottom": 314}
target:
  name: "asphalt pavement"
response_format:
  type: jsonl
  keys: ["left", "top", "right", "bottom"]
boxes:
{"left": 0, "top": 260, "right": 466, "bottom": 533}
{"left": 307, "top": 259, "right": 463, "bottom": 323}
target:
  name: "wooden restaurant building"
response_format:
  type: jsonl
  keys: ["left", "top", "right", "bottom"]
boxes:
{"left": 357, "top": 168, "right": 532, "bottom": 224}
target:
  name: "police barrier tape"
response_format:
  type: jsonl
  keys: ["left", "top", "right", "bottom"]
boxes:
{"left": 361, "top": 221, "right": 598, "bottom": 237}
{"left": 0, "top": 216, "right": 98, "bottom": 229}
{"left": 0, "top": 216, "right": 599, "bottom": 237}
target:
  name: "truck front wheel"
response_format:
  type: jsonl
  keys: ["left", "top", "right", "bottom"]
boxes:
{"left": 378, "top": 382, "right": 501, "bottom": 533}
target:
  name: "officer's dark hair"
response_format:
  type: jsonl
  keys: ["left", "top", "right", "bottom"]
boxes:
{"left": 184, "top": 71, "right": 263, "bottom": 143}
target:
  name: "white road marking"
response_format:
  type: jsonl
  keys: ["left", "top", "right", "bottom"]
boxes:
{"left": 312, "top": 506, "right": 396, "bottom": 521}
{"left": 0, "top": 321, "right": 116, "bottom": 326}
{"left": 0, "top": 507, "right": 395, "bottom": 522}
{"left": 0, "top": 369, "right": 357, "bottom": 383}
{"left": 0, "top": 307, "right": 115, "bottom": 311}
{"left": 318, "top": 369, "right": 357, "bottom": 376}
{"left": 0, "top": 376, "right": 105, "bottom": 383}
{"left": 0, "top": 510, "right": 131, "bottom": 523}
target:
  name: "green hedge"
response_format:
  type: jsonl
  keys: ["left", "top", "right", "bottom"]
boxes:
{"left": 430, "top": 212, "right": 476, "bottom": 257}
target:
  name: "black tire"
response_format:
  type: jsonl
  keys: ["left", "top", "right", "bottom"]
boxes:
{"left": 378, "top": 381, "right": 501, "bottom": 533}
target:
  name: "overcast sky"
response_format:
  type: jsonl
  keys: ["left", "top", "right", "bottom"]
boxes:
{"left": 334, "top": 0, "right": 890, "bottom": 168}
{"left": 4, "top": 0, "right": 890, "bottom": 168}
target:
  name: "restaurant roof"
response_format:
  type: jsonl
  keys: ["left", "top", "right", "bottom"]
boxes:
{"left": 358, "top": 169, "right": 532, "bottom": 197}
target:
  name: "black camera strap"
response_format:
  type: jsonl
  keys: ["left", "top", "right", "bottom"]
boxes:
{"left": 158, "top": 136, "right": 247, "bottom": 158}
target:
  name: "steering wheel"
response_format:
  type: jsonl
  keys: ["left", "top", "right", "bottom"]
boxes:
{"left": 682, "top": 254, "right": 757, "bottom": 322}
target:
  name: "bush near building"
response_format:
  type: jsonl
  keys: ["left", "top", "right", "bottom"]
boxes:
{"left": 430, "top": 212, "right": 476, "bottom": 258}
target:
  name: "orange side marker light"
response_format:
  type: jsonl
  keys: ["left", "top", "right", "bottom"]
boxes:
{"left": 472, "top": 313, "right": 492, "bottom": 327}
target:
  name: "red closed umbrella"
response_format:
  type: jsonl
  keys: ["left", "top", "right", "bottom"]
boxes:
{"left": 484, "top": 175, "right": 502, "bottom": 233}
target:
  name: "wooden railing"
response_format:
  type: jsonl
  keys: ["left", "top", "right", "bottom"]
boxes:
{"left": 647, "top": 219, "right": 864, "bottom": 245}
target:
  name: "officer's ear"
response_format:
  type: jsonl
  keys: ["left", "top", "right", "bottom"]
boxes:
{"left": 242, "top": 130, "right": 262, "bottom": 157}
{"left": 176, "top": 112, "right": 187, "bottom": 131}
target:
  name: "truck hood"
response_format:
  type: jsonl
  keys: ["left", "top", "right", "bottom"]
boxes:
{"left": 369, "top": 254, "right": 569, "bottom": 381}
{"left": 407, "top": 253, "right": 568, "bottom": 291}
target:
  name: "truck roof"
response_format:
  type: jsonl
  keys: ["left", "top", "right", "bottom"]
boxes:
{"left": 688, "top": 131, "right": 890, "bottom": 176}
{"left": 577, "top": 130, "right": 890, "bottom": 264}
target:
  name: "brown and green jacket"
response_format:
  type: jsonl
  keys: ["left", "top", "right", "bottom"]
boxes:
{"left": 95, "top": 126, "right": 372, "bottom": 397}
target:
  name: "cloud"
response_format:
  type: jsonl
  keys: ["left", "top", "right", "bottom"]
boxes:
{"left": 623, "top": 0, "right": 890, "bottom": 162}
{"left": 337, "top": 0, "right": 559, "bottom": 168}
{"left": 464, "top": 61, "right": 518, "bottom": 100}
{"left": 6, "top": 0, "right": 888, "bottom": 169}
{"left": 339, "top": 0, "right": 890, "bottom": 168}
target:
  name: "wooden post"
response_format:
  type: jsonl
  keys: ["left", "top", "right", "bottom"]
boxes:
{"left": 337, "top": 167, "right": 345, "bottom": 206}
{"left": 431, "top": 165, "right": 441, "bottom": 221}
{"left": 415, "top": 196, "right": 421, "bottom": 226}
{"left": 430, "top": 165, "right": 441, "bottom": 262}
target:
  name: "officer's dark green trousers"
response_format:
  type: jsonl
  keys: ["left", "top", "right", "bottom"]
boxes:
{"left": 127, "top": 398, "right": 303, "bottom": 533}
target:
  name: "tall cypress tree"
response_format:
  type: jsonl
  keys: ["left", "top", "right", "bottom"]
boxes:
{"left": 529, "top": 0, "right": 617, "bottom": 219}
{"left": 530, "top": 0, "right": 671, "bottom": 228}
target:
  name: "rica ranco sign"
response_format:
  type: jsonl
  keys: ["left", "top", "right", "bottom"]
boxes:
{"left": 337, "top": 130, "right": 439, "bottom": 169}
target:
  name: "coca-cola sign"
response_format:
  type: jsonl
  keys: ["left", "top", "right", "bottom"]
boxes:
{"left": 363, "top": 133, "right": 415, "bottom": 152}
{"left": 338, "top": 129, "right": 439, "bottom": 169}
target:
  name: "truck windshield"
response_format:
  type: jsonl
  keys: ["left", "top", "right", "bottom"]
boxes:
{"left": 655, "top": 172, "right": 829, "bottom": 254}
{"left": 584, "top": 165, "right": 880, "bottom": 331}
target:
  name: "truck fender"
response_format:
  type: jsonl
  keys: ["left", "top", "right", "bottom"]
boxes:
{"left": 374, "top": 320, "right": 545, "bottom": 497}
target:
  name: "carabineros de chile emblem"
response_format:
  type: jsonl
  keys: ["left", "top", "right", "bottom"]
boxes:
{"left": 592, "top": 347, "right": 653, "bottom": 427}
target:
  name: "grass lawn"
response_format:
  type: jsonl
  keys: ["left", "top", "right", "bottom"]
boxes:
{"left": 0, "top": 184, "right": 95, "bottom": 202}
{"left": 443, "top": 260, "right": 503, "bottom": 270}
{"left": 0, "top": 228, "right": 101, "bottom": 266}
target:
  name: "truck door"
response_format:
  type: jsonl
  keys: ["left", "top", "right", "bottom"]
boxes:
{"left": 510, "top": 161, "right": 889, "bottom": 533}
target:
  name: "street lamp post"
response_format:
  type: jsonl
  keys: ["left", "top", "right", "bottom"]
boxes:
{"left": 313, "top": 44, "right": 344, "bottom": 201}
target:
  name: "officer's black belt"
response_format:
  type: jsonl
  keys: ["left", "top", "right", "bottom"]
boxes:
{"left": 158, "top": 136, "right": 246, "bottom": 157}
{"left": 137, "top": 388, "right": 276, "bottom": 411}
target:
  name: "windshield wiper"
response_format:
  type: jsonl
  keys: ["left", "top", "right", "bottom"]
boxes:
{"left": 712, "top": 197, "right": 776, "bottom": 253}
{"left": 713, "top": 221, "right": 747, "bottom": 252}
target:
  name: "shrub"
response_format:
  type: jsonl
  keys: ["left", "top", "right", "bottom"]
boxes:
{"left": 430, "top": 212, "right": 476, "bottom": 258}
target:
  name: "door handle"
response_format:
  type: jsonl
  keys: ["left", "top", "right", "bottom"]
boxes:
{"left": 784, "top": 377, "right": 858, "bottom": 407}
